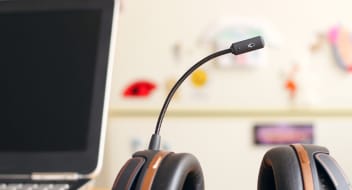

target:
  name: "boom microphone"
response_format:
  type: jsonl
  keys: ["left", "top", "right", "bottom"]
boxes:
{"left": 149, "top": 36, "right": 265, "bottom": 150}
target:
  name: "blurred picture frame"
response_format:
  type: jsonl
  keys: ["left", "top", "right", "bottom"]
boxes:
{"left": 254, "top": 123, "right": 314, "bottom": 145}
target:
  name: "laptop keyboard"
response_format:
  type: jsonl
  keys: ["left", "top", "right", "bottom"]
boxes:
{"left": 0, "top": 183, "right": 69, "bottom": 190}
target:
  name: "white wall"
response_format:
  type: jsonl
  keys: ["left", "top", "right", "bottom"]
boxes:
{"left": 109, "top": 0, "right": 352, "bottom": 110}
{"left": 95, "top": 0, "right": 352, "bottom": 188}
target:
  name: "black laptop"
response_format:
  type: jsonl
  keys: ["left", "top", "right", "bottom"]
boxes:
{"left": 0, "top": 0, "right": 117, "bottom": 189}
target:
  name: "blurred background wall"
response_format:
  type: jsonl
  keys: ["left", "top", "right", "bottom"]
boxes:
{"left": 96, "top": 0, "right": 352, "bottom": 189}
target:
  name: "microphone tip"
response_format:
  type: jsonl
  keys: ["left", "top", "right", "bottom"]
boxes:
{"left": 230, "top": 36, "right": 265, "bottom": 55}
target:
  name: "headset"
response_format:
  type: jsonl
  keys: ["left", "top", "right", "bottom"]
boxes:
{"left": 112, "top": 36, "right": 351, "bottom": 190}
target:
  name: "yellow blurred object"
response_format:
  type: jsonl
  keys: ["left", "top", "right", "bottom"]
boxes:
{"left": 190, "top": 69, "right": 208, "bottom": 87}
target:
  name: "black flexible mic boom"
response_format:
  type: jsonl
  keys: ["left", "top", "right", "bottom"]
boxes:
{"left": 148, "top": 36, "right": 265, "bottom": 150}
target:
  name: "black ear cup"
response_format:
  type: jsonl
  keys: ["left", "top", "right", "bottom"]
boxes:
{"left": 112, "top": 157, "right": 145, "bottom": 190}
{"left": 112, "top": 150, "right": 170, "bottom": 190}
{"left": 258, "top": 144, "right": 351, "bottom": 190}
{"left": 112, "top": 151, "right": 204, "bottom": 190}
{"left": 258, "top": 146, "right": 304, "bottom": 190}
{"left": 152, "top": 153, "right": 204, "bottom": 190}
{"left": 315, "top": 152, "right": 351, "bottom": 189}
{"left": 113, "top": 144, "right": 350, "bottom": 190}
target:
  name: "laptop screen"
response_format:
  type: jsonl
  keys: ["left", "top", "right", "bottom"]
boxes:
{"left": 0, "top": 10, "right": 101, "bottom": 152}
{"left": 0, "top": 0, "right": 115, "bottom": 174}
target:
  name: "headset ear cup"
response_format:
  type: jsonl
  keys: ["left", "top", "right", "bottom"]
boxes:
{"left": 258, "top": 146, "right": 304, "bottom": 190}
{"left": 112, "top": 157, "right": 145, "bottom": 190}
{"left": 315, "top": 152, "right": 352, "bottom": 189}
{"left": 152, "top": 153, "right": 204, "bottom": 190}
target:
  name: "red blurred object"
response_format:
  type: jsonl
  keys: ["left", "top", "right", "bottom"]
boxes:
{"left": 285, "top": 79, "right": 296, "bottom": 99}
{"left": 123, "top": 80, "right": 156, "bottom": 97}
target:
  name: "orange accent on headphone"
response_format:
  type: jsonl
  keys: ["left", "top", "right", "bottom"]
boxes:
{"left": 140, "top": 151, "right": 169, "bottom": 189}
{"left": 292, "top": 144, "right": 314, "bottom": 190}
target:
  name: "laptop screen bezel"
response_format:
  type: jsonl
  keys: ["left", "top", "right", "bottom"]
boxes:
{"left": 0, "top": 0, "right": 115, "bottom": 174}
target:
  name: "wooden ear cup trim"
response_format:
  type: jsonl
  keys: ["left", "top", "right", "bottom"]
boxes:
{"left": 141, "top": 151, "right": 170, "bottom": 190}
{"left": 292, "top": 144, "right": 314, "bottom": 190}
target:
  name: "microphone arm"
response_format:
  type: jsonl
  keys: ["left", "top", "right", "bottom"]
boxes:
{"left": 149, "top": 36, "right": 265, "bottom": 150}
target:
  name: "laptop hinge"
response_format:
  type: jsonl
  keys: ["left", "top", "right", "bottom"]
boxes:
{"left": 31, "top": 173, "right": 83, "bottom": 181}
{"left": 0, "top": 175, "right": 31, "bottom": 179}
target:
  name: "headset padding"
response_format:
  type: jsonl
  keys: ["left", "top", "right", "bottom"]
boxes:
{"left": 258, "top": 146, "right": 304, "bottom": 190}
{"left": 315, "top": 153, "right": 351, "bottom": 190}
{"left": 151, "top": 153, "right": 204, "bottom": 190}
{"left": 112, "top": 157, "right": 145, "bottom": 190}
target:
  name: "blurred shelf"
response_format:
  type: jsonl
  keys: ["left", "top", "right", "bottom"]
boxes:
{"left": 109, "top": 108, "right": 352, "bottom": 118}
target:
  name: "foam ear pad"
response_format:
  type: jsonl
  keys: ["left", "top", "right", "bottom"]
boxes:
{"left": 315, "top": 152, "right": 351, "bottom": 189}
{"left": 258, "top": 146, "right": 304, "bottom": 190}
{"left": 112, "top": 157, "right": 145, "bottom": 190}
{"left": 152, "top": 153, "right": 205, "bottom": 190}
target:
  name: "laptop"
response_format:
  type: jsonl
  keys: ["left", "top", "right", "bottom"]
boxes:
{"left": 0, "top": 0, "right": 118, "bottom": 189}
